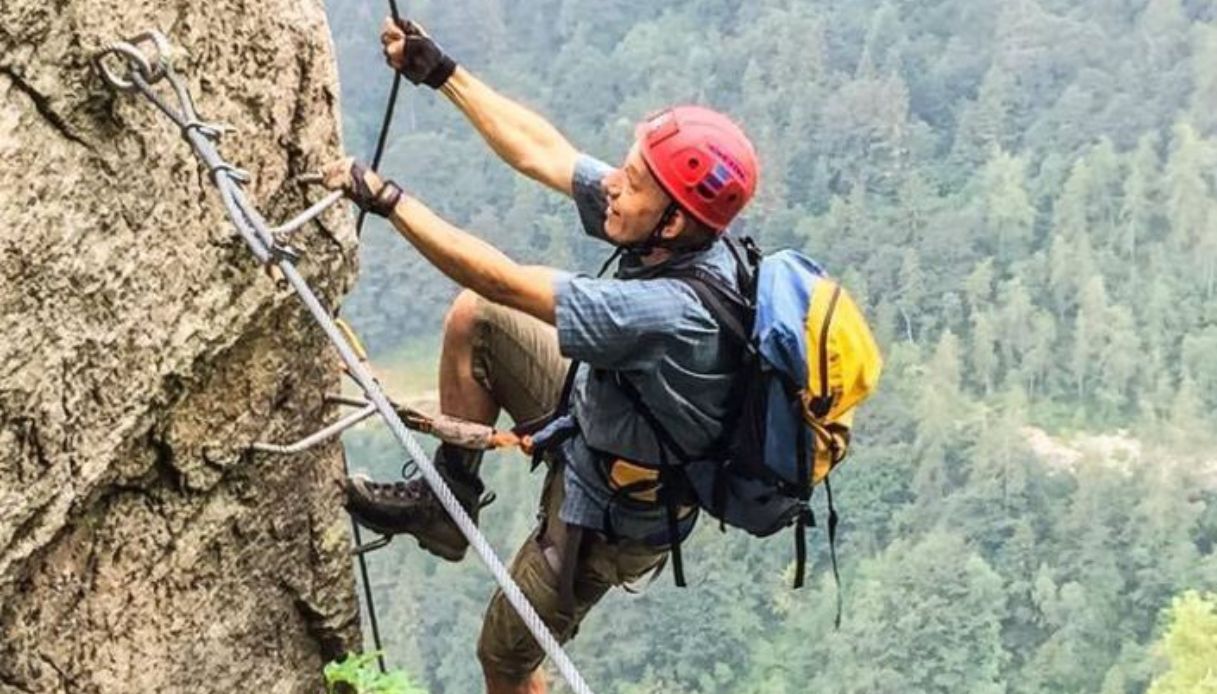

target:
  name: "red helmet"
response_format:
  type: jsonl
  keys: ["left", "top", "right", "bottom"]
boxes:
{"left": 635, "top": 105, "right": 760, "bottom": 232}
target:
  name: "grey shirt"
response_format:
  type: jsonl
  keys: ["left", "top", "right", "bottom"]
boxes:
{"left": 549, "top": 154, "right": 742, "bottom": 543}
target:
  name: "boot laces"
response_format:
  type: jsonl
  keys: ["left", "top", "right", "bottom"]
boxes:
{"left": 364, "top": 456, "right": 493, "bottom": 512}
{"left": 367, "top": 479, "right": 428, "bottom": 502}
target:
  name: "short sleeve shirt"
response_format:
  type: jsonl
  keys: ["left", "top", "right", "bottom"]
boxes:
{"left": 550, "top": 154, "right": 743, "bottom": 543}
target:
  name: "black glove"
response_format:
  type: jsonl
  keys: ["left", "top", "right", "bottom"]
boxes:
{"left": 395, "top": 20, "right": 457, "bottom": 89}
{"left": 348, "top": 161, "right": 404, "bottom": 218}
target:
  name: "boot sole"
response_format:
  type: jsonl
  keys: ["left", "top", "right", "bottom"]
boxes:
{"left": 347, "top": 510, "right": 467, "bottom": 562}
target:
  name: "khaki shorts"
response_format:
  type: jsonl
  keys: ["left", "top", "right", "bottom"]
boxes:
{"left": 467, "top": 295, "right": 668, "bottom": 683}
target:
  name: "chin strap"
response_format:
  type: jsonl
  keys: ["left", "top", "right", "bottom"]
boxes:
{"left": 618, "top": 201, "right": 681, "bottom": 259}
{"left": 605, "top": 202, "right": 719, "bottom": 275}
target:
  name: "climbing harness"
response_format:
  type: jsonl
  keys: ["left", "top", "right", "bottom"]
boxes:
{"left": 93, "top": 30, "right": 595, "bottom": 694}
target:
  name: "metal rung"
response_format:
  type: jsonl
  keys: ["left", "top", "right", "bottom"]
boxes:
{"left": 326, "top": 394, "right": 371, "bottom": 409}
{"left": 272, "top": 190, "right": 345, "bottom": 237}
{"left": 351, "top": 534, "right": 392, "bottom": 556}
{"left": 249, "top": 403, "right": 377, "bottom": 454}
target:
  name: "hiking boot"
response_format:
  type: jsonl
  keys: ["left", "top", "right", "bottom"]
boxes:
{"left": 343, "top": 445, "right": 488, "bottom": 561}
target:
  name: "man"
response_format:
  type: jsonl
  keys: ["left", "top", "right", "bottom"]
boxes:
{"left": 321, "top": 17, "right": 760, "bottom": 694}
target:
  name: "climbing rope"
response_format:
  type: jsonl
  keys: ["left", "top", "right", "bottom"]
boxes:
{"left": 348, "top": 0, "right": 403, "bottom": 670}
{"left": 93, "top": 31, "right": 595, "bottom": 694}
{"left": 356, "top": 0, "right": 403, "bottom": 239}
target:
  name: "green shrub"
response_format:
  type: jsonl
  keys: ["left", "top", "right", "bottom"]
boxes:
{"left": 324, "top": 652, "right": 429, "bottom": 694}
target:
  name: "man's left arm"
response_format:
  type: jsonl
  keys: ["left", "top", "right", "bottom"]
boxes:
{"left": 387, "top": 195, "right": 559, "bottom": 324}
{"left": 321, "top": 157, "right": 557, "bottom": 323}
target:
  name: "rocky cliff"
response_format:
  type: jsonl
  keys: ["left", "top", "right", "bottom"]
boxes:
{"left": 0, "top": 1, "right": 363, "bottom": 691}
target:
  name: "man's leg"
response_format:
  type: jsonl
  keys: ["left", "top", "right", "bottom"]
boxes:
{"left": 477, "top": 466, "right": 668, "bottom": 692}
{"left": 344, "top": 289, "right": 567, "bottom": 558}
{"left": 433, "top": 287, "right": 569, "bottom": 485}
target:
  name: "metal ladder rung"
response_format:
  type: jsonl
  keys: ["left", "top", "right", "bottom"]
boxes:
{"left": 326, "top": 393, "right": 372, "bottom": 409}
{"left": 249, "top": 403, "right": 377, "bottom": 454}
{"left": 352, "top": 534, "right": 392, "bottom": 555}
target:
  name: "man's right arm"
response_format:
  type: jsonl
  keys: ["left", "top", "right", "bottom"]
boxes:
{"left": 383, "top": 18, "right": 580, "bottom": 196}
{"left": 439, "top": 66, "right": 579, "bottom": 197}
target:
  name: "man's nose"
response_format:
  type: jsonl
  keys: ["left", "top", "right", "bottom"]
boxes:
{"left": 603, "top": 174, "right": 621, "bottom": 198}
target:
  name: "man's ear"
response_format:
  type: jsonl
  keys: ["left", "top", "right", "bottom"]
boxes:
{"left": 661, "top": 208, "right": 687, "bottom": 241}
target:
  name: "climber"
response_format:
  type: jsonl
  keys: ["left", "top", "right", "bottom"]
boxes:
{"left": 321, "top": 17, "right": 759, "bottom": 694}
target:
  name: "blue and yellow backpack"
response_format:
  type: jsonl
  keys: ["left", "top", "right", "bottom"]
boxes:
{"left": 619, "top": 237, "right": 883, "bottom": 619}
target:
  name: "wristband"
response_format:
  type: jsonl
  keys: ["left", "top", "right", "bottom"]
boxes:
{"left": 369, "top": 180, "right": 404, "bottom": 218}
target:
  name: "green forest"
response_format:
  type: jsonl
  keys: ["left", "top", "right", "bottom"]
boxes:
{"left": 326, "top": 1, "right": 1217, "bottom": 692}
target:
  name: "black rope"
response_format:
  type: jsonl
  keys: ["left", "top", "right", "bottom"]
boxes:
{"left": 350, "top": 0, "right": 403, "bottom": 674}
{"left": 355, "top": 0, "right": 404, "bottom": 238}
{"left": 349, "top": 516, "right": 387, "bottom": 674}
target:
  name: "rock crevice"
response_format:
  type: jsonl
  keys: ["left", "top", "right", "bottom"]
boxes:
{"left": 0, "top": 67, "right": 92, "bottom": 149}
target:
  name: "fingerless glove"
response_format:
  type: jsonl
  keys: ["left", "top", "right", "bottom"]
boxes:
{"left": 395, "top": 20, "right": 457, "bottom": 89}
{"left": 349, "top": 161, "right": 404, "bottom": 217}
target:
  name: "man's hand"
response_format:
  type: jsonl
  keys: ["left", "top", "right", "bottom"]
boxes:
{"left": 380, "top": 18, "right": 457, "bottom": 89}
{"left": 321, "top": 157, "right": 403, "bottom": 218}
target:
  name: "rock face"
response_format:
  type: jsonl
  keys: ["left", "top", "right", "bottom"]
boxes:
{"left": 0, "top": 1, "right": 362, "bottom": 692}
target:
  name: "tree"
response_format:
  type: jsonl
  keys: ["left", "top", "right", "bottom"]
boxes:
{"left": 981, "top": 147, "right": 1037, "bottom": 261}
{"left": 964, "top": 259, "right": 996, "bottom": 316}
{"left": 1190, "top": 24, "right": 1217, "bottom": 136}
{"left": 997, "top": 277, "right": 1035, "bottom": 370}
{"left": 1147, "top": 591, "right": 1217, "bottom": 694}
{"left": 1164, "top": 122, "right": 1214, "bottom": 250}
{"left": 969, "top": 310, "right": 1000, "bottom": 394}
{"left": 951, "top": 68, "right": 1017, "bottom": 175}
{"left": 1022, "top": 309, "right": 1058, "bottom": 398}
{"left": 813, "top": 532, "right": 1007, "bottom": 694}
{"left": 1136, "top": 0, "right": 1193, "bottom": 126}
{"left": 1095, "top": 305, "right": 1140, "bottom": 416}
{"left": 1070, "top": 275, "right": 1109, "bottom": 398}
{"left": 1085, "top": 138, "right": 1123, "bottom": 251}
{"left": 1055, "top": 157, "right": 1093, "bottom": 244}
{"left": 894, "top": 249, "right": 926, "bottom": 343}
{"left": 1049, "top": 159, "right": 1099, "bottom": 315}
{"left": 1117, "top": 133, "right": 1161, "bottom": 275}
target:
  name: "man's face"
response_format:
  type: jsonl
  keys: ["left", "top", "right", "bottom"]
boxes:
{"left": 601, "top": 143, "right": 674, "bottom": 245}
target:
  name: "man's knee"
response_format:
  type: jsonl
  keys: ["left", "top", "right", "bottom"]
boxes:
{"left": 476, "top": 616, "right": 543, "bottom": 688}
{"left": 476, "top": 538, "right": 570, "bottom": 685}
{"left": 443, "top": 288, "right": 483, "bottom": 346}
{"left": 480, "top": 661, "right": 546, "bottom": 694}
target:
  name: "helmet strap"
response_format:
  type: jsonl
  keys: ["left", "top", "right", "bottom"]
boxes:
{"left": 620, "top": 201, "right": 680, "bottom": 258}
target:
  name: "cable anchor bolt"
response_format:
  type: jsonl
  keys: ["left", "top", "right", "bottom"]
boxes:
{"left": 92, "top": 30, "right": 173, "bottom": 91}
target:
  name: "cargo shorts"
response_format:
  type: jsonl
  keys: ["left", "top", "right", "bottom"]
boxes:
{"left": 467, "top": 294, "right": 668, "bottom": 683}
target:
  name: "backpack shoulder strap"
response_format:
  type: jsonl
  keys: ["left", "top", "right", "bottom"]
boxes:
{"left": 677, "top": 235, "right": 759, "bottom": 342}
{"left": 672, "top": 270, "right": 753, "bottom": 346}
{"left": 608, "top": 370, "right": 693, "bottom": 588}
